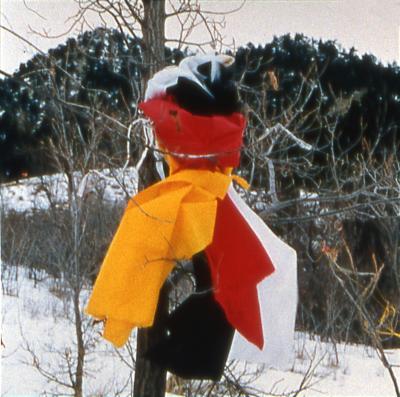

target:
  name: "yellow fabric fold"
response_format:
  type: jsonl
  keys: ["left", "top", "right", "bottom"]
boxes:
{"left": 86, "top": 169, "right": 233, "bottom": 347}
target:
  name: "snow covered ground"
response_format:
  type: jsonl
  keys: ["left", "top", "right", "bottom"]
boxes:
{"left": 2, "top": 268, "right": 399, "bottom": 396}
{"left": 2, "top": 268, "right": 134, "bottom": 396}
{"left": 1, "top": 168, "right": 138, "bottom": 213}
{"left": 1, "top": 172, "right": 400, "bottom": 396}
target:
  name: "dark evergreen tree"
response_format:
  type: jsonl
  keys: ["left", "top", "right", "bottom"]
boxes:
{"left": 0, "top": 28, "right": 184, "bottom": 181}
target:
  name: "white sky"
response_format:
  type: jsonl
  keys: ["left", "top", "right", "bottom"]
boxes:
{"left": 1, "top": 0, "right": 400, "bottom": 75}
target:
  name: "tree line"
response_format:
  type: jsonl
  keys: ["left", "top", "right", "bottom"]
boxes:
{"left": 1, "top": 29, "right": 399, "bottom": 182}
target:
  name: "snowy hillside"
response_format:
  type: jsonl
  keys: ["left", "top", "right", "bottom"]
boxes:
{"left": 1, "top": 168, "right": 138, "bottom": 213}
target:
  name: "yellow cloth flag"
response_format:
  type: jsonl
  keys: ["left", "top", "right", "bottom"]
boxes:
{"left": 86, "top": 169, "right": 233, "bottom": 347}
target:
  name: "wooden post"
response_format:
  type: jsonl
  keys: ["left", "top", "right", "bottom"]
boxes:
{"left": 134, "top": 3, "right": 167, "bottom": 395}
{"left": 134, "top": 286, "right": 169, "bottom": 397}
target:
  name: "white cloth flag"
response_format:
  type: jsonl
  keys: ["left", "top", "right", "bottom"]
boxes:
{"left": 227, "top": 185, "right": 298, "bottom": 368}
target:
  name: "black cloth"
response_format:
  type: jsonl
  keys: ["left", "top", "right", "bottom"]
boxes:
{"left": 145, "top": 253, "right": 234, "bottom": 381}
{"left": 166, "top": 61, "right": 242, "bottom": 116}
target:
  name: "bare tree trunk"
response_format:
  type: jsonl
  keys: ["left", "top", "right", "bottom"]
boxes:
{"left": 73, "top": 289, "right": 85, "bottom": 397}
{"left": 134, "top": 285, "right": 169, "bottom": 397}
{"left": 70, "top": 180, "right": 85, "bottom": 397}
{"left": 134, "top": 1, "right": 168, "bottom": 396}
{"left": 134, "top": 161, "right": 169, "bottom": 397}
{"left": 141, "top": 0, "right": 166, "bottom": 88}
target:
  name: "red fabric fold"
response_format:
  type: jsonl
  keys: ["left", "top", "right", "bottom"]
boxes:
{"left": 139, "top": 98, "right": 245, "bottom": 169}
{"left": 205, "top": 194, "right": 275, "bottom": 348}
